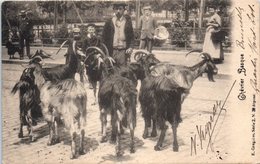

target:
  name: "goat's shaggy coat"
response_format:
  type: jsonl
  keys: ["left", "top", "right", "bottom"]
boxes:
{"left": 32, "top": 60, "right": 87, "bottom": 159}
{"left": 11, "top": 67, "right": 42, "bottom": 141}
{"left": 98, "top": 75, "right": 137, "bottom": 156}
{"left": 139, "top": 52, "right": 218, "bottom": 151}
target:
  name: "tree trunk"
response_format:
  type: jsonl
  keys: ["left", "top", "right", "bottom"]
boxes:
{"left": 184, "top": 0, "right": 189, "bottom": 22}
{"left": 198, "top": 0, "right": 205, "bottom": 40}
{"left": 135, "top": 0, "right": 140, "bottom": 28}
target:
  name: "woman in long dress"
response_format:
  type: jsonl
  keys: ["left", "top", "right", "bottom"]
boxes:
{"left": 203, "top": 10, "right": 224, "bottom": 63}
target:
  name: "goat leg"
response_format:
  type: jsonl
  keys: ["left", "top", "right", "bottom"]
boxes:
{"left": 172, "top": 115, "right": 179, "bottom": 152}
{"left": 150, "top": 118, "right": 157, "bottom": 137}
{"left": 142, "top": 117, "right": 150, "bottom": 139}
{"left": 79, "top": 129, "right": 86, "bottom": 155}
{"left": 27, "top": 125, "right": 36, "bottom": 142}
{"left": 53, "top": 118, "right": 60, "bottom": 144}
{"left": 154, "top": 123, "right": 168, "bottom": 151}
{"left": 70, "top": 132, "right": 77, "bottom": 159}
{"left": 116, "top": 121, "right": 124, "bottom": 157}
{"left": 47, "top": 122, "right": 54, "bottom": 146}
{"left": 92, "top": 82, "right": 97, "bottom": 105}
{"left": 18, "top": 123, "right": 23, "bottom": 138}
{"left": 129, "top": 123, "right": 135, "bottom": 153}
{"left": 100, "top": 109, "right": 108, "bottom": 143}
{"left": 28, "top": 111, "right": 36, "bottom": 142}
{"left": 110, "top": 115, "right": 117, "bottom": 144}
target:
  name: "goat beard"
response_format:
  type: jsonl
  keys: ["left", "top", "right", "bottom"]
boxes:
{"left": 207, "top": 72, "right": 215, "bottom": 82}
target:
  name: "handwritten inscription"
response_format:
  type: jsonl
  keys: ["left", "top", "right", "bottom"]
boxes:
{"left": 235, "top": 7, "right": 245, "bottom": 49}
{"left": 190, "top": 81, "right": 236, "bottom": 155}
{"left": 250, "top": 58, "right": 259, "bottom": 93}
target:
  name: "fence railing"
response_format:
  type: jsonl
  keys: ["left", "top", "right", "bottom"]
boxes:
{"left": 9, "top": 26, "right": 232, "bottom": 51}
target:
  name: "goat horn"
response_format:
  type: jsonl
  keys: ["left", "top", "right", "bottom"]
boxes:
{"left": 133, "top": 50, "right": 149, "bottom": 61}
{"left": 185, "top": 49, "right": 202, "bottom": 57}
{"left": 55, "top": 40, "right": 68, "bottom": 55}
{"left": 85, "top": 46, "right": 106, "bottom": 59}
{"left": 200, "top": 52, "right": 212, "bottom": 60}
{"left": 100, "top": 43, "right": 109, "bottom": 57}
{"left": 97, "top": 57, "right": 104, "bottom": 70}
{"left": 108, "top": 57, "right": 115, "bottom": 66}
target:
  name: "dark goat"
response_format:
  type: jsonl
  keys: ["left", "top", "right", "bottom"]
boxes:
{"left": 11, "top": 65, "right": 42, "bottom": 141}
{"left": 139, "top": 51, "right": 218, "bottom": 151}
{"left": 133, "top": 50, "right": 160, "bottom": 76}
{"left": 98, "top": 75, "right": 137, "bottom": 156}
{"left": 41, "top": 40, "right": 79, "bottom": 83}
{"left": 31, "top": 58, "right": 87, "bottom": 159}
{"left": 112, "top": 62, "right": 146, "bottom": 87}
{"left": 84, "top": 46, "right": 114, "bottom": 104}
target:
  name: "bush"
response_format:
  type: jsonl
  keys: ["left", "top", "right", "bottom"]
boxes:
{"left": 54, "top": 24, "right": 69, "bottom": 44}
{"left": 169, "top": 26, "right": 191, "bottom": 47}
{"left": 40, "top": 30, "right": 52, "bottom": 44}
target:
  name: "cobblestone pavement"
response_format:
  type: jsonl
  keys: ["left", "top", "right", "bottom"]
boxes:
{"left": 2, "top": 62, "right": 234, "bottom": 163}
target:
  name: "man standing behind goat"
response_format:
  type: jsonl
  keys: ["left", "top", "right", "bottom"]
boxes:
{"left": 18, "top": 10, "right": 33, "bottom": 59}
{"left": 102, "top": 2, "right": 134, "bottom": 66}
{"left": 138, "top": 4, "right": 157, "bottom": 53}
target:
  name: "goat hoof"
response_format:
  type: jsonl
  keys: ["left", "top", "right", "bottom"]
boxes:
{"left": 110, "top": 138, "right": 116, "bottom": 144}
{"left": 101, "top": 136, "right": 108, "bottom": 143}
{"left": 79, "top": 148, "right": 86, "bottom": 155}
{"left": 30, "top": 135, "right": 36, "bottom": 142}
{"left": 47, "top": 141, "right": 53, "bottom": 146}
{"left": 53, "top": 137, "right": 60, "bottom": 144}
{"left": 18, "top": 133, "right": 23, "bottom": 138}
{"left": 70, "top": 153, "right": 76, "bottom": 159}
{"left": 130, "top": 147, "right": 135, "bottom": 153}
{"left": 116, "top": 151, "right": 124, "bottom": 157}
{"left": 173, "top": 146, "right": 179, "bottom": 152}
{"left": 151, "top": 131, "right": 157, "bottom": 137}
{"left": 154, "top": 145, "right": 162, "bottom": 151}
{"left": 142, "top": 133, "right": 149, "bottom": 139}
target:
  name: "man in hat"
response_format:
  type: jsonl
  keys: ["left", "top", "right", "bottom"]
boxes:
{"left": 138, "top": 4, "right": 157, "bottom": 53}
{"left": 18, "top": 10, "right": 33, "bottom": 59}
{"left": 102, "top": 2, "right": 134, "bottom": 66}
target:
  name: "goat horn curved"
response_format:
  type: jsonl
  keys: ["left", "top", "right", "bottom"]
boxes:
{"left": 185, "top": 49, "right": 202, "bottom": 57}
{"left": 55, "top": 40, "right": 68, "bottom": 55}
{"left": 133, "top": 50, "right": 149, "bottom": 61}
{"left": 200, "top": 52, "right": 212, "bottom": 60}
{"left": 100, "top": 43, "right": 109, "bottom": 57}
{"left": 85, "top": 46, "right": 106, "bottom": 59}
{"left": 108, "top": 57, "right": 115, "bottom": 67}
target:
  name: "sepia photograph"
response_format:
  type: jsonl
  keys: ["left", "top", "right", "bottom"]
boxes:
{"left": 1, "top": 0, "right": 259, "bottom": 163}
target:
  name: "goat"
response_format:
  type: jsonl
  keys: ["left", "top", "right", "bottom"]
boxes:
{"left": 31, "top": 57, "right": 87, "bottom": 159}
{"left": 11, "top": 62, "right": 42, "bottom": 141}
{"left": 98, "top": 74, "right": 137, "bottom": 156}
{"left": 111, "top": 62, "right": 145, "bottom": 87}
{"left": 84, "top": 46, "right": 112, "bottom": 105}
{"left": 41, "top": 40, "right": 79, "bottom": 83}
{"left": 139, "top": 51, "right": 218, "bottom": 151}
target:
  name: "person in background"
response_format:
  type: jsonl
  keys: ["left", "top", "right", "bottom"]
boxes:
{"left": 17, "top": 10, "right": 33, "bottom": 60}
{"left": 138, "top": 4, "right": 157, "bottom": 53}
{"left": 82, "top": 24, "right": 101, "bottom": 52}
{"left": 202, "top": 8, "right": 224, "bottom": 64}
{"left": 71, "top": 27, "right": 86, "bottom": 83}
{"left": 82, "top": 23, "right": 102, "bottom": 89}
{"left": 102, "top": 2, "right": 134, "bottom": 66}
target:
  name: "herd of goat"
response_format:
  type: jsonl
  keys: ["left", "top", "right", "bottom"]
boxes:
{"left": 11, "top": 39, "right": 218, "bottom": 159}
